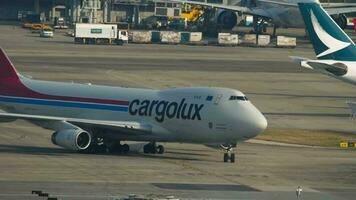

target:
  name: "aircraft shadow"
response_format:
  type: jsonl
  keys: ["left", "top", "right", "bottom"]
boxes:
{"left": 165, "top": 150, "right": 209, "bottom": 157}
{"left": 0, "top": 144, "right": 204, "bottom": 161}
{"left": 152, "top": 183, "right": 260, "bottom": 192}
{"left": 0, "top": 144, "right": 71, "bottom": 156}
{"left": 40, "top": 40, "right": 75, "bottom": 45}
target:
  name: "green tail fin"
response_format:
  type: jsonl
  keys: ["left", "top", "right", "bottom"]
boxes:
{"left": 298, "top": 3, "right": 356, "bottom": 61}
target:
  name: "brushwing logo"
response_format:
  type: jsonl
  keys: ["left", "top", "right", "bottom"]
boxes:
{"left": 310, "top": 10, "right": 351, "bottom": 58}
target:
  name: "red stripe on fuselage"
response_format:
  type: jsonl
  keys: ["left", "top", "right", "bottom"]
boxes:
{"left": 0, "top": 77, "right": 129, "bottom": 106}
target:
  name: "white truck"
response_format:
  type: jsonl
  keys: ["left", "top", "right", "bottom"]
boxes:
{"left": 74, "top": 23, "right": 128, "bottom": 45}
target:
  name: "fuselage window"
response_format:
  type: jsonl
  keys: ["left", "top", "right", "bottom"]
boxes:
{"left": 229, "top": 96, "right": 248, "bottom": 101}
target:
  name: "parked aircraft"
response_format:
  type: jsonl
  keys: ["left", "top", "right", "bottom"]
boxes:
{"left": 165, "top": 0, "right": 356, "bottom": 32}
{"left": 292, "top": 1, "right": 356, "bottom": 85}
{"left": 293, "top": 1, "right": 356, "bottom": 116}
{"left": 0, "top": 48, "right": 267, "bottom": 163}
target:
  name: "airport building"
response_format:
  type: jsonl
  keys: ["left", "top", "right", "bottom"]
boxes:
{"left": 0, "top": 0, "right": 181, "bottom": 26}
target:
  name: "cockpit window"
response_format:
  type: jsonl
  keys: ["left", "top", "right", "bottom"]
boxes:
{"left": 229, "top": 95, "right": 249, "bottom": 101}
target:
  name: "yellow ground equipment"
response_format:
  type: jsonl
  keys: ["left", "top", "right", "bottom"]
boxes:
{"left": 180, "top": 5, "right": 204, "bottom": 23}
{"left": 31, "top": 24, "right": 52, "bottom": 33}
{"left": 339, "top": 140, "right": 356, "bottom": 148}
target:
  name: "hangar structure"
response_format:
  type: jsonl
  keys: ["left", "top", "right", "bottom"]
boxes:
{"left": 0, "top": 0, "right": 163, "bottom": 25}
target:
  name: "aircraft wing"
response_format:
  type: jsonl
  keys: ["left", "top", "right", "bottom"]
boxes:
{"left": 0, "top": 112, "right": 152, "bottom": 135}
{"left": 323, "top": 5, "right": 356, "bottom": 15}
{"left": 157, "top": 0, "right": 271, "bottom": 18}
{"left": 291, "top": 57, "right": 347, "bottom": 77}
{"left": 168, "top": 0, "right": 356, "bottom": 18}
{"left": 300, "top": 60, "right": 348, "bottom": 77}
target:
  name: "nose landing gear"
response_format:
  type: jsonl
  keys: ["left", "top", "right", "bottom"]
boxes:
{"left": 221, "top": 144, "right": 236, "bottom": 163}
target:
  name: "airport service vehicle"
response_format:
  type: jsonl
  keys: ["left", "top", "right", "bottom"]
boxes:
{"left": 163, "top": 0, "right": 356, "bottom": 33}
{"left": 54, "top": 17, "right": 68, "bottom": 29}
{"left": 74, "top": 23, "right": 128, "bottom": 45}
{"left": 40, "top": 28, "right": 54, "bottom": 38}
{"left": 0, "top": 49, "right": 267, "bottom": 163}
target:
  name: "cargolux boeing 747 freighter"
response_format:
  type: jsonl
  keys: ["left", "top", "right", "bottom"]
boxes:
{"left": 0, "top": 49, "right": 267, "bottom": 163}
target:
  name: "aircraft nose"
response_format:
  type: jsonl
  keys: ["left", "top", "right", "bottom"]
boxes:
{"left": 239, "top": 103, "right": 267, "bottom": 138}
{"left": 253, "top": 111, "right": 268, "bottom": 134}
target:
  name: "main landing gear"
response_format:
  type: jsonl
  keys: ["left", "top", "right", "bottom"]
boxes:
{"left": 85, "top": 136, "right": 131, "bottom": 154}
{"left": 107, "top": 142, "right": 130, "bottom": 154}
{"left": 221, "top": 144, "right": 236, "bottom": 163}
{"left": 143, "top": 142, "right": 165, "bottom": 154}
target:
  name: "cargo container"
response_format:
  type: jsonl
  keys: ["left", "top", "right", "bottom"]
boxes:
{"left": 218, "top": 33, "right": 238, "bottom": 46}
{"left": 151, "top": 31, "right": 161, "bottom": 43}
{"left": 180, "top": 32, "right": 190, "bottom": 43}
{"left": 257, "top": 35, "right": 270, "bottom": 46}
{"left": 189, "top": 32, "right": 202, "bottom": 42}
{"left": 180, "top": 32, "right": 202, "bottom": 44}
{"left": 242, "top": 34, "right": 257, "bottom": 45}
{"left": 276, "top": 36, "right": 296, "bottom": 48}
{"left": 132, "top": 31, "right": 151, "bottom": 43}
{"left": 160, "top": 31, "right": 180, "bottom": 44}
{"left": 74, "top": 23, "right": 128, "bottom": 45}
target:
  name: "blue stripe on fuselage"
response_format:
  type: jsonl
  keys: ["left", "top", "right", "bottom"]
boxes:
{"left": 0, "top": 96, "right": 128, "bottom": 112}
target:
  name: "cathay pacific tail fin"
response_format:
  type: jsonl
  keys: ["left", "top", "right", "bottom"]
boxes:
{"left": 298, "top": 3, "right": 356, "bottom": 61}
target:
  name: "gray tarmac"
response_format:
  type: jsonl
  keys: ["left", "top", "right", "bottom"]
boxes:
{"left": 0, "top": 24, "right": 355, "bottom": 200}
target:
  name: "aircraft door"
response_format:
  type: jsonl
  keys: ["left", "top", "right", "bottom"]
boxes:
{"left": 214, "top": 94, "right": 223, "bottom": 105}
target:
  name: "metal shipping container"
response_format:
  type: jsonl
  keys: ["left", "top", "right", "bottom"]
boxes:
{"left": 218, "top": 33, "right": 238, "bottom": 45}
{"left": 180, "top": 32, "right": 190, "bottom": 43}
{"left": 151, "top": 31, "right": 161, "bottom": 43}
{"left": 277, "top": 36, "right": 297, "bottom": 47}
{"left": 132, "top": 31, "right": 151, "bottom": 43}
{"left": 257, "top": 35, "right": 270, "bottom": 46}
{"left": 189, "top": 32, "right": 202, "bottom": 42}
{"left": 160, "top": 31, "right": 180, "bottom": 44}
{"left": 242, "top": 34, "right": 257, "bottom": 45}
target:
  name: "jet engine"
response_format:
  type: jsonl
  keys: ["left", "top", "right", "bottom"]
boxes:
{"left": 216, "top": 10, "right": 238, "bottom": 30}
{"left": 51, "top": 129, "right": 91, "bottom": 151}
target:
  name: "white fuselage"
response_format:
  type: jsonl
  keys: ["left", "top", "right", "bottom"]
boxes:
{"left": 0, "top": 76, "right": 267, "bottom": 145}
{"left": 302, "top": 60, "right": 356, "bottom": 86}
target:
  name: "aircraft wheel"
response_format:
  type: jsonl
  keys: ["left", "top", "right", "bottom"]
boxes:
{"left": 223, "top": 153, "right": 229, "bottom": 163}
{"left": 122, "top": 144, "right": 130, "bottom": 153}
{"left": 143, "top": 144, "right": 152, "bottom": 153}
{"left": 108, "top": 144, "right": 122, "bottom": 154}
{"left": 81, "top": 144, "right": 106, "bottom": 154}
{"left": 95, "top": 144, "right": 107, "bottom": 154}
{"left": 157, "top": 145, "right": 165, "bottom": 154}
{"left": 230, "top": 153, "right": 235, "bottom": 163}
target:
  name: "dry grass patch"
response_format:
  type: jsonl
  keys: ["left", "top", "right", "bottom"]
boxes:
{"left": 256, "top": 128, "right": 356, "bottom": 147}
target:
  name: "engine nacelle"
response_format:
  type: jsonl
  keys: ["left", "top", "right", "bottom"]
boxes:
{"left": 51, "top": 129, "right": 91, "bottom": 151}
{"left": 216, "top": 10, "right": 238, "bottom": 30}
